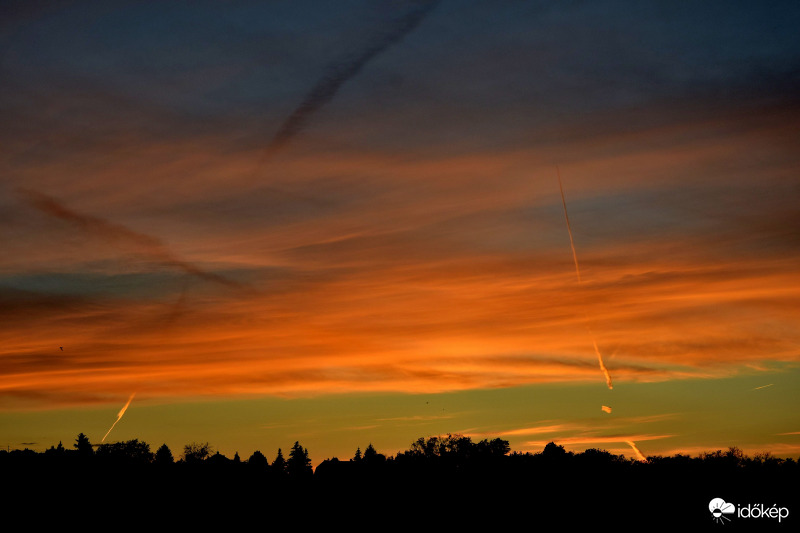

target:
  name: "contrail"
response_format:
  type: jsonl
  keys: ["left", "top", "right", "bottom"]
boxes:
{"left": 625, "top": 440, "right": 647, "bottom": 462}
{"left": 557, "top": 168, "right": 613, "bottom": 390}
{"left": 752, "top": 383, "right": 774, "bottom": 390}
{"left": 101, "top": 393, "right": 136, "bottom": 442}
{"left": 261, "top": 0, "right": 440, "bottom": 159}
{"left": 557, "top": 167, "right": 582, "bottom": 282}
{"left": 19, "top": 189, "right": 241, "bottom": 289}
{"left": 593, "top": 338, "right": 613, "bottom": 390}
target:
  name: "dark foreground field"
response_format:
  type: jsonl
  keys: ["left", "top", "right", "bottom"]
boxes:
{"left": 3, "top": 435, "right": 796, "bottom": 529}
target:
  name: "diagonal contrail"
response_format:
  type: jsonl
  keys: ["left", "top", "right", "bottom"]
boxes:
{"left": 101, "top": 393, "right": 136, "bottom": 442}
{"left": 592, "top": 338, "right": 613, "bottom": 390}
{"left": 626, "top": 440, "right": 647, "bottom": 462}
{"left": 261, "top": 0, "right": 440, "bottom": 159}
{"left": 557, "top": 167, "right": 613, "bottom": 390}
{"left": 558, "top": 168, "right": 582, "bottom": 283}
{"left": 19, "top": 189, "right": 241, "bottom": 289}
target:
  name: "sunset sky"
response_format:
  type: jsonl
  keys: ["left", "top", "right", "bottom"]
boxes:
{"left": 2, "top": 0, "right": 799, "bottom": 464}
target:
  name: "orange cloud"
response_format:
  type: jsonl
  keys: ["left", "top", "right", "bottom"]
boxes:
{"left": 1, "top": 102, "right": 799, "bottom": 409}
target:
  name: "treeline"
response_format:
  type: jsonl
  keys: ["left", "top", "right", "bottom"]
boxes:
{"left": 1, "top": 432, "right": 316, "bottom": 479}
{"left": 4, "top": 431, "right": 796, "bottom": 473}
{"left": 3, "top": 433, "right": 797, "bottom": 527}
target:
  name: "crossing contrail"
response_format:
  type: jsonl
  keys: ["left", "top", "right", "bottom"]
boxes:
{"left": 19, "top": 189, "right": 241, "bottom": 289}
{"left": 101, "top": 393, "right": 136, "bottom": 442}
{"left": 557, "top": 168, "right": 613, "bottom": 390}
{"left": 261, "top": 0, "right": 440, "bottom": 159}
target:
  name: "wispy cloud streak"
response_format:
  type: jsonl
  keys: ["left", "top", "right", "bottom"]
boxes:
{"left": 524, "top": 434, "right": 671, "bottom": 448}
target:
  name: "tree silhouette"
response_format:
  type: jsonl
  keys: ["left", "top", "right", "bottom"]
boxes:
{"left": 402, "top": 434, "right": 510, "bottom": 463}
{"left": 287, "top": 441, "right": 312, "bottom": 479}
{"left": 542, "top": 441, "right": 568, "bottom": 458}
{"left": 362, "top": 443, "right": 386, "bottom": 464}
{"left": 353, "top": 446, "right": 362, "bottom": 462}
{"left": 247, "top": 450, "right": 269, "bottom": 471}
{"left": 476, "top": 438, "right": 510, "bottom": 457}
{"left": 363, "top": 444, "right": 375, "bottom": 460}
{"left": 74, "top": 433, "right": 93, "bottom": 457}
{"left": 96, "top": 439, "right": 153, "bottom": 464}
{"left": 406, "top": 435, "right": 439, "bottom": 458}
{"left": 272, "top": 448, "right": 287, "bottom": 474}
{"left": 3, "top": 429, "right": 800, "bottom": 530}
{"left": 183, "top": 442, "right": 213, "bottom": 463}
{"left": 45, "top": 441, "right": 66, "bottom": 456}
{"left": 154, "top": 443, "right": 174, "bottom": 465}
